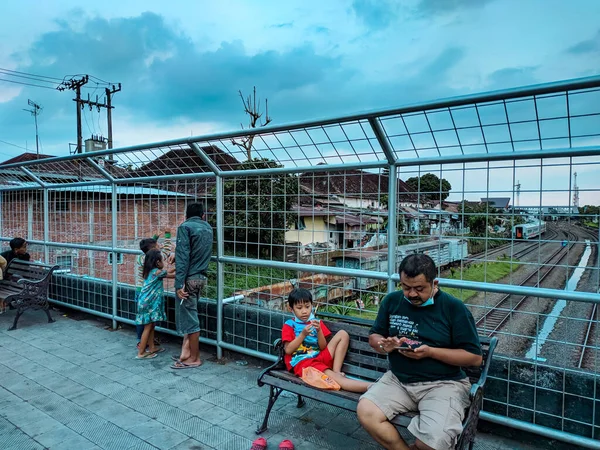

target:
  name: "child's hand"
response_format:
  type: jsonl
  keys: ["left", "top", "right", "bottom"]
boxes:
{"left": 300, "top": 324, "right": 314, "bottom": 337}
{"left": 311, "top": 320, "right": 322, "bottom": 334}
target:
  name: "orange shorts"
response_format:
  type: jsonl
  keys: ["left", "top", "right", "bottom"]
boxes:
{"left": 291, "top": 348, "right": 333, "bottom": 377}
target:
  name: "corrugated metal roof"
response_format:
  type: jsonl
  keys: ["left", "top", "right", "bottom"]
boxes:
{"left": 0, "top": 181, "right": 192, "bottom": 197}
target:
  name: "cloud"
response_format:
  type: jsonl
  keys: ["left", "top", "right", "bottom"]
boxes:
{"left": 415, "top": 0, "right": 496, "bottom": 16}
{"left": 486, "top": 66, "right": 539, "bottom": 89}
{"left": 567, "top": 30, "right": 600, "bottom": 55}
{"left": 268, "top": 22, "right": 293, "bottom": 29}
{"left": 351, "top": 0, "right": 398, "bottom": 29}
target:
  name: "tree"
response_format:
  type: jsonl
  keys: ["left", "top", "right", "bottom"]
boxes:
{"left": 212, "top": 158, "right": 299, "bottom": 258}
{"left": 458, "top": 201, "right": 498, "bottom": 236}
{"left": 405, "top": 173, "right": 452, "bottom": 204}
{"left": 231, "top": 87, "right": 272, "bottom": 161}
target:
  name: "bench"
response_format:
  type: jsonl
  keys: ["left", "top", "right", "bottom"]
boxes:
{"left": 0, "top": 260, "right": 59, "bottom": 331}
{"left": 257, "top": 319, "right": 497, "bottom": 450}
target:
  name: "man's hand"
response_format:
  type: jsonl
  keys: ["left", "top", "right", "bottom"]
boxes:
{"left": 399, "top": 344, "right": 433, "bottom": 360}
{"left": 378, "top": 337, "right": 401, "bottom": 353}
{"left": 177, "top": 288, "right": 189, "bottom": 299}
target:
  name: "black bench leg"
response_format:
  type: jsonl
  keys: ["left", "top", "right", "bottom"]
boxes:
{"left": 44, "top": 305, "right": 55, "bottom": 324}
{"left": 256, "top": 386, "right": 282, "bottom": 434}
{"left": 8, "top": 310, "right": 23, "bottom": 331}
{"left": 296, "top": 395, "right": 305, "bottom": 408}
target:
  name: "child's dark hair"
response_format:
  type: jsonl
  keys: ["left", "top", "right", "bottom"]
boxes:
{"left": 287, "top": 288, "right": 313, "bottom": 308}
{"left": 10, "top": 237, "right": 26, "bottom": 250}
{"left": 139, "top": 238, "right": 158, "bottom": 254}
{"left": 143, "top": 249, "right": 163, "bottom": 279}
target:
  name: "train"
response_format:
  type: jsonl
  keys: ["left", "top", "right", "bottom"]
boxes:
{"left": 512, "top": 220, "right": 546, "bottom": 240}
{"left": 333, "top": 239, "right": 468, "bottom": 290}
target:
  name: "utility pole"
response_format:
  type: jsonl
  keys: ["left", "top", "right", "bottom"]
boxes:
{"left": 58, "top": 76, "right": 89, "bottom": 153}
{"left": 23, "top": 99, "right": 42, "bottom": 157}
{"left": 105, "top": 83, "right": 121, "bottom": 161}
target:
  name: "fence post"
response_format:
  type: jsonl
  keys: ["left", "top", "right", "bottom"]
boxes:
{"left": 43, "top": 188, "right": 49, "bottom": 263}
{"left": 216, "top": 173, "right": 224, "bottom": 359}
{"left": 369, "top": 118, "right": 398, "bottom": 293}
{"left": 111, "top": 182, "right": 118, "bottom": 329}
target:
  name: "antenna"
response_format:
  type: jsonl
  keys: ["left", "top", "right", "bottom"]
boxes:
{"left": 23, "top": 99, "right": 43, "bottom": 157}
{"left": 514, "top": 180, "right": 521, "bottom": 208}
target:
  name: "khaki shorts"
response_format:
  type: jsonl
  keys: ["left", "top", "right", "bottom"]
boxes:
{"left": 176, "top": 276, "right": 206, "bottom": 336}
{"left": 360, "top": 371, "right": 471, "bottom": 450}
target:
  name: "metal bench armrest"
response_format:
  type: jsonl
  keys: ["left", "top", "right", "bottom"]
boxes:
{"left": 257, "top": 338, "right": 287, "bottom": 387}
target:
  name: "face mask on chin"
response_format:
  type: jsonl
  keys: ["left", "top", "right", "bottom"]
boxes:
{"left": 404, "top": 296, "right": 434, "bottom": 307}
{"left": 403, "top": 285, "right": 436, "bottom": 307}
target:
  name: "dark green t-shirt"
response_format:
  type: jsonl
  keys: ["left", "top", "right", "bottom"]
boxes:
{"left": 370, "top": 289, "right": 481, "bottom": 384}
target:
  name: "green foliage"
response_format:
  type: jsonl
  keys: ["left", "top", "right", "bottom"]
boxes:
{"left": 580, "top": 205, "right": 600, "bottom": 215}
{"left": 458, "top": 201, "right": 499, "bottom": 236}
{"left": 211, "top": 158, "right": 299, "bottom": 258}
{"left": 405, "top": 173, "right": 452, "bottom": 203}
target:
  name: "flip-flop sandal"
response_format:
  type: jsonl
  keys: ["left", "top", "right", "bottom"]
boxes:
{"left": 251, "top": 437, "right": 267, "bottom": 450}
{"left": 279, "top": 440, "right": 294, "bottom": 450}
{"left": 151, "top": 347, "right": 166, "bottom": 354}
{"left": 171, "top": 355, "right": 180, "bottom": 362}
{"left": 135, "top": 352, "right": 157, "bottom": 360}
{"left": 171, "top": 360, "right": 202, "bottom": 370}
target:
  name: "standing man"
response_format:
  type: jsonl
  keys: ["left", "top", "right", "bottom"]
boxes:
{"left": 172, "top": 202, "right": 213, "bottom": 369}
{"left": 357, "top": 254, "right": 482, "bottom": 450}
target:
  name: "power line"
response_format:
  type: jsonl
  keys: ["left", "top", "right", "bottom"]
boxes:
{"left": 0, "top": 67, "right": 64, "bottom": 81}
{"left": 0, "top": 77, "right": 58, "bottom": 90}
{"left": 0, "top": 70, "right": 59, "bottom": 86}
{"left": 0, "top": 138, "right": 29, "bottom": 151}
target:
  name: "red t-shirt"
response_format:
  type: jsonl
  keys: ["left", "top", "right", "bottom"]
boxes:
{"left": 281, "top": 320, "right": 331, "bottom": 372}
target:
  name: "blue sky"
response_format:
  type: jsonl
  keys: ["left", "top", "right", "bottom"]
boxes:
{"left": 1, "top": 0, "right": 599, "bottom": 204}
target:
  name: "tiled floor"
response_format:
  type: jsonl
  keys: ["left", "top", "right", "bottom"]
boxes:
{"left": 0, "top": 308, "right": 550, "bottom": 449}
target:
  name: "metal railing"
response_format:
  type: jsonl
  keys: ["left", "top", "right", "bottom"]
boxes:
{"left": 1, "top": 75, "right": 600, "bottom": 447}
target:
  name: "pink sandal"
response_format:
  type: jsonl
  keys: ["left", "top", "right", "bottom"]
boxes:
{"left": 251, "top": 437, "right": 267, "bottom": 450}
{"left": 279, "top": 440, "right": 294, "bottom": 450}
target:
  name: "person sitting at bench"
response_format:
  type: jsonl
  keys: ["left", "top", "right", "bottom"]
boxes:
{"left": 282, "top": 288, "right": 370, "bottom": 393}
{"left": 1, "top": 237, "right": 31, "bottom": 265}
{"left": 357, "top": 254, "right": 482, "bottom": 450}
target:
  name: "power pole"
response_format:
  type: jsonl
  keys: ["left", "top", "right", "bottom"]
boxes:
{"left": 58, "top": 76, "right": 89, "bottom": 153}
{"left": 23, "top": 99, "right": 42, "bottom": 157}
{"left": 105, "top": 83, "right": 121, "bottom": 161}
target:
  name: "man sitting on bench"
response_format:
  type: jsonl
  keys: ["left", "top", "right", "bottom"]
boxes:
{"left": 357, "top": 254, "right": 482, "bottom": 450}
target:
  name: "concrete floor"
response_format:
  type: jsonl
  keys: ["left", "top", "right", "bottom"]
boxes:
{"left": 0, "top": 307, "right": 555, "bottom": 450}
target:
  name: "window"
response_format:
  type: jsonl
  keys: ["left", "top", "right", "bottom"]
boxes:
{"left": 55, "top": 255, "right": 73, "bottom": 271}
{"left": 296, "top": 217, "right": 306, "bottom": 230}
{"left": 107, "top": 252, "right": 124, "bottom": 265}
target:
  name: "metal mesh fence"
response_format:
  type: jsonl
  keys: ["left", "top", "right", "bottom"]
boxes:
{"left": 1, "top": 76, "right": 600, "bottom": 444}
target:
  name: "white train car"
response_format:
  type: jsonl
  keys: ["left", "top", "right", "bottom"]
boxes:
{"left": 512, "top": 220, "right": 546, "bottom": 240}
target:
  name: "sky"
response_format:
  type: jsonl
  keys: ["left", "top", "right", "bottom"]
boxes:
{"left": 1, "top": 0, "right": 599, "bottom": 206}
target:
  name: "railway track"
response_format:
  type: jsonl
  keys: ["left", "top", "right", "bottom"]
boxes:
{"left": 468, "top": 228, "right": 558, "bottom": 263}
{"left": 475, "top": 230, "right": 575, "bottom": 337}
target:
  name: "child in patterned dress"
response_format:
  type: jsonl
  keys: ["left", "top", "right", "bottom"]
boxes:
{"left": 135, "top": 250, "right": 174, "bottom": 359}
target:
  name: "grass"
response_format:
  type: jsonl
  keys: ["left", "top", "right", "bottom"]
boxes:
{"left": 205, "top": 261, "right": 296, "bottom": 299}
{"left": 584, "top": 221, "right": 599, "bottom": 228}
{"left": 443, "top": 258, "right": 520, "bottom": 302}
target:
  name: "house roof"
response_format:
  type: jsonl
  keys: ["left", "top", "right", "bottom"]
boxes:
{"left": 298, "top": 169, "right": 416, "bottom": 201}
{"left": 481, "top": 197, "right": 511, "bottom": 208}
{"left": 0, "top": 181, "right": 192, "bottom": 197}
{"left": 0, "top": 152, "right": 128, "bottom": 182}
{"left": 131, "top": 145, "right": 241, "bottom": 178}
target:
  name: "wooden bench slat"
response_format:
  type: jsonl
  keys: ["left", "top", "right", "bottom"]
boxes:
{"left": 327, "top": 321, "right": 371, "bottom": 338}
{"left": 343, "top": 352, "right": 389, "bottom": 371}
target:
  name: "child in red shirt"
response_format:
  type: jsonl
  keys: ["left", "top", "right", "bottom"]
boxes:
{"left": 281, "top": 288, "right": 371, "bottom": 393}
